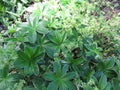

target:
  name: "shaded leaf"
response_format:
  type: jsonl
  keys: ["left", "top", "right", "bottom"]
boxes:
{"left": 43, "top": 72, "right": 55, "bottom": 81}
{"left": 99, "top": 74, "right": 107, "bottom": 90}
{"left": 47, "top": 81, "right": 58, "bottom": 90}
{"left": 64, "top": 72, "right": 75, "bottom": 80}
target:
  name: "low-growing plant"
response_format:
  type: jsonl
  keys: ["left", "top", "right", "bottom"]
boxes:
{"left": 1, "top": 0, "right": 120, "bottom": 90}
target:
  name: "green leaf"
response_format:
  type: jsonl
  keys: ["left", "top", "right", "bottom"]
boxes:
{"left": 33, "top": 17, "right": 39, "bottom": 27}
{"left": 53, "top": 62, "right": 61, "bottom": 73}
{"left": 0, "top": 66, "right": 14, "bottom": 90}
{"left": 33, "top": 64, "right": 39, "bottom": 75}
{"left": 104, "top": 82, "right": 111, "bottom": 90}
{"left": 66, "top": 81, "right": 76, "bottom": 90}
{"left": 24, "top": 63, "right": 39, "bottom": 75}
{"left": 32, "top": 46, "right": 44, "bottom": 58}
{"left": 43, "top": 72, "right": 55, "bottom": 81}
{"left": 105, "top": 57, "right": 115, "bottom": 69}
{"left": 116, "top": 60, "right": 120, "bottom": 68}
{"left": 0, "top": 65, "right": 9, "bottom": 77}
{"left": 62, "top": 64, "right": 69, "bottom": 75}
{"left": 32, "top": 77, "right": 43, "bottom": 90}
{"left": 64, "top": 72, "right": 75, "bottom": 80}
{"left": 16, "top": 46, "right": 41, "bottom": 75}
{"left": 37, "top": 21, "right": 49, "bottom": 34}
{"left": 99, "top": 74, "right": 107, "bottom": 90}
{"left": 72, "top": 57, "right": 84, "bottom": 65}
{"left": 37, "top": 26, "right": 49, "bottom": 34}
{"left": 45, "top": 45, "right": 55, "bottom": 58}
{"left": 47, "top": 81, "right": 58, "bottom": 90}
{"left": 16, "top": 51, "right": 30, "bottom": 67}
{"left": 112, "top": 79, "right": 120, "bottom": 90}
{"left": 24, "top": 46, "right": 34, "bottom": 58}
{"left": 48, "top": 31, "right": 66, "bottom": 45}
{"left": 28, "top": 31, "right": 37, "bottom": 43}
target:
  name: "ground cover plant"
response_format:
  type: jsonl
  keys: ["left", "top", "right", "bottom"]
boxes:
{"left": 0, "top": 0, "right": 120, "bottom": 90}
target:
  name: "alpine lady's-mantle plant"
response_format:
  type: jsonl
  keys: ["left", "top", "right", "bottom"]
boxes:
{"left": 0, "top": 0, "right": 120, "bottom": 90}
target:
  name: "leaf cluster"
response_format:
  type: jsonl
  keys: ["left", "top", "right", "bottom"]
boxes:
{"left": 0, "top": 0, "right": 120, "bottom": 90}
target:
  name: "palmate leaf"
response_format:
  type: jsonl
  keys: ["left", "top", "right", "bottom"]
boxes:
{"left": 47, "top": 31, "right": 67, "bottom": 45}
{"left": 18, "top": 16, "right": 41, "bottom": 43}
{"left": 44, "top": 61, "right": 75, "bottom": 90}
{"left": 0, "top": 66, "right": 14, "bottom": 90}
{"left": 15, "top": 46, "right": 43, "bottom": 75}
{"left": 24, "top": 45, "right": 34, "bottom": 58}
{"left": 45, "top": 31, "right": 67, "bottom": 58}
{"left": 37, "top": 21, "right": 49, "bottom": 35}
{"left": 45, "top": 43, "right": 60, "bottom": 58}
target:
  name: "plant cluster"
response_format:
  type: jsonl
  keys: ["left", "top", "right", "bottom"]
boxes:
{"left": 0, "top": 0, "right": 120, "bottom": 90}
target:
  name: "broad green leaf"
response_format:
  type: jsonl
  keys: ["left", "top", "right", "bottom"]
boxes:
{"left": 27, "top": 16, "right": 33, "bottom": 27}
{"left": 33, "top": 17, "right": 39, "bottom": 27}
{"left": 32, "top": 77, "right": 43, "bottom": 90}
{"left": 47, "top": 81, "right": 58, "bottom": 90}
{"left": 32, "top": 46, "right": 44, "bottom": 58}
{"left": 47, "top": 31, "right": 66, "bottom": 45}
{"left": 17, "top": 51, "right": 30, "bottom": 66}
{"left": 116, "top": 60, "right": 120, "bottom": 68}
{"left": 85, "top": 70, "right": 95, "bottom": 80}
{"left": 32, "top": 64, "right": 39, "bottom": 75}
{"left": 48, "top": 31, "right": 61, "bottom": 45}
{"left": 16, "top": 46, "right": 41, "bottom": 75}
{"left": 43, "top": 72, "right": 55, "bottom": 81}
{"left": 62, "top": 64, "right": 69, "bottom": 75}
{"left": 28, "top": 31, "right": 37, "bottom": 43}
{"left": 112, "top": 79, "right": 120, "bottom": 90}
{"left": 37, "top": 26, "right": 49, "bottom": 34}
{"left": 99, "top": 74, "right": 107, "bottom": 90}
{"left": 104, "top": 82, "right": 111, "bottom": 90}
{"left": 24, "top": 63, "right": 39, "bottom": 75}
{"left": 72, "top": 57, "right": 84, "bottom": 65}
{"left": 0, "top": 66, "right": 14, "bottom": 90}
{"left": 53, "top": 62, "right": 61, "bottom": 73}
{"left": 59, "top": 82, "right": 68, "bottom": 90}
{"left": 37, "top": 20, "right": 49, "bottom": 34}
{"left": 105, "top": 57, "right": 115, "bottom": 69}
{"left": 24, "top": 46, "right": 34, "bottom": 58}
{"left": 45, "top": 45, "right": 58, "bottom": 58}
{"left": 64, "top": 72, "right": 75, "bottom": 80}
{"left": 66, "top": 81, "right": 76, "bottom": 90}
{"left": 0, "top": 65, "right": 9, "bottom": 77}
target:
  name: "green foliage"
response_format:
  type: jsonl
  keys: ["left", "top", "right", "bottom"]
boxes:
{"left": 44, "top": 61, "right": 76, "bottom": 90}
{"left": 0, "top": 0, "right": 120, "bottom": 90}
{"left": 0, "top": 41, "right": 17, "bottom": 69}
